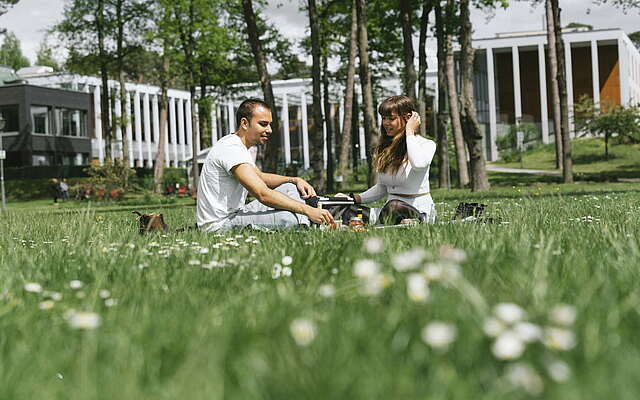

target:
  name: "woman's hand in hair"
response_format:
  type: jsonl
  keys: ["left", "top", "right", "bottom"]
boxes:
{"left": 405, "top": 111, "right": 421, "bottom": 136}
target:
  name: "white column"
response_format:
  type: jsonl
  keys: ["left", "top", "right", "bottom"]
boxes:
{"left": 143, "top": 92, "right": 152, "bottom": 167}
{"left": 93, "top": 86, "right": 104, "bottom": 164}
{"left": 300, "top": 91, "right": 310, "bottom": 169}
{"left": 282, "top": 92, "right": 291, "bottom": 165}
{"left": 152, "top": 94, "right": 160, "bottom": 165}
{"left": 178, "top": 98, "right": 186, "bottom": 164}
{"left": 618, "top": 37, "right": 628, "bottom": 105}
{"left": 228, "top": 101, "right": 235, "bottom": 132}
{"left": 115, "top": 93, "right": 123, "bottom": 160}
{"left": 134, "top": 91, "right": 143, "bottom": 166}
{"left": 591, "top": 40, "right": 601, "bottom": 107}
{"left": 125, "top": 91, "right": 134, "bottom": 167}
{"left": 169, "top": 97, "right": 178, "bottom": 167}
{"left": 512, "top": 46, "right": 522, "bottom": 123}
{"left": 211, "top": 104, "right": 218, "bottom": 144}
{"left": 538, "top": 43, "right": 550, "bottom": 144}
{"left": 191, "top": 101, "right": 198, "bottom": 156}
{"left": 564, "top": 40, "right": 575, "bottom": 137}
{"left": 486, "top": 48, "right": 499, "bottom": 160}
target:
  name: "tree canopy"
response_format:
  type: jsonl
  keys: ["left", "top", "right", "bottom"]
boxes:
{"left": 0, "top": 31, "right": 29, "bottom": 70}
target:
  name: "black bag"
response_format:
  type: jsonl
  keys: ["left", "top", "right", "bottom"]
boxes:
{"left": 454, "top": 202, "right": 486, "bottom": 219}
{"left": 331, "top": 204, "right": 371, "bottom": 224}
{"left": 305, "top": 196, "right": 371, "bottom": 224}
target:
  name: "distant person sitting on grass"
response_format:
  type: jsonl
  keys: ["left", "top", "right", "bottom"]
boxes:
{"left": 196, "top": 98, "right": 333, "bottom": 232}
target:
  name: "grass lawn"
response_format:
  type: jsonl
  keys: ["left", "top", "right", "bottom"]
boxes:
{"left": 493, "top": 138, "right": 640, "bottom": 180}
{"left": 2, "top": 182, "right": 640, "bottom": 398}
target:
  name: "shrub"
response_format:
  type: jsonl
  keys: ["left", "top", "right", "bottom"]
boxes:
{"left": 574, "top": 95, "right": 640, "bottom": 159}
{"left": 84, "top": 159, "right": 136, "bottom": 200}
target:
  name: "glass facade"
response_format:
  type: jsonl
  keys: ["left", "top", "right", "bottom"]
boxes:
{"left": 56, "top": 108, "right": 87, "bottom": 137}
{"left": 0, "top": 104, "right": 20, "bottom": 132}
{"left": 32, "top": 105, "right": 53, "bottom": 134}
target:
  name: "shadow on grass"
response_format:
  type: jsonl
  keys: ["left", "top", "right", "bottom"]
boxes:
{"left": 490, "top": 171, "right": 640, "bottom": 186}
{"left": 573, "top": 153, "right": 617, "bottom": 164}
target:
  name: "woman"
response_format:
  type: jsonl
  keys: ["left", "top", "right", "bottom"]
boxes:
{"left": 341, "top": 95, "right": 437, "bottom": 225}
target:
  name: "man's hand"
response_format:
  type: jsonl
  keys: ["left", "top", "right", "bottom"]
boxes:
{"left": 294, "top": 178, "right": 317, "bottom": 199}
{"left": 305, "top": 206, "right": 334, "bottom": 225}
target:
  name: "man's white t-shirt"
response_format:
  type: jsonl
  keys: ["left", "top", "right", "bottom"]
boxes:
{"left": 197, "top": 134, "right": 255, "bottom": 232}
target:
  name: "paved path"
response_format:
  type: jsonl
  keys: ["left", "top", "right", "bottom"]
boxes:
{"left": 486, "top": 164, "right": 561, "bottom": 176}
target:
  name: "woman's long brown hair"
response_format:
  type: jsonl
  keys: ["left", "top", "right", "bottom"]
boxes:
{"left": 373, "top": 95, "right": 417, "bottom": 174}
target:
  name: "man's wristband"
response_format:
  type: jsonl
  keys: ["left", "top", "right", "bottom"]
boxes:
{"left": 349, "top": 192, "right": 359, "bottom": 203}
{"left": 287, "top": 177, "right": 296, "bottom": 185}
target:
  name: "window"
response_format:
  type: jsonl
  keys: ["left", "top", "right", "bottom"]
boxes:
{"left": 32, "top": 153, "right": 52, "bottom": 166}
{"left": 56, "top": 108, "right": 88, "bottom": 137}
{"left": 31, "top": 106, "right": 53, "bottom": 134}
{"left": 0, "top": 104, "right": 20, "bottom": 132}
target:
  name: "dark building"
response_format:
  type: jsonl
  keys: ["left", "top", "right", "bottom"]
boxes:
{"left": 0, "top": 84, "right": 92, "bottom": 167}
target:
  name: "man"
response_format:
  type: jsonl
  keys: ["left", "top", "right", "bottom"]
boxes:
{"left": 197, "top": 99, "right": 333, "bottom": 232}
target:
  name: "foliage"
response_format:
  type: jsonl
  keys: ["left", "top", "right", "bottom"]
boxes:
{"left": 54, "top": 0, "right": 150, "bottom": 80}
{"left": 628, "top": 31, "right": 640, "bottom": 50}
{"left": 0, "top": 0, "right": 18, "bottom": 19}
{"left": 6, "top": 178, "right": 66, "bottom": 201}
{"left": 496, "top": 123, "right": 540, "bottom": 163}
{"left": 565, "top": 22, "right": 593, "bottom": 30}
{"left": 84, "top": 159, "right": 136, "bottom": 196}
{"left": 0, "top": 31, "right": 29, "bottom": 70}
{"left": 573, "top": 95, "right": 640, "bottom": 159}
{"left": 160, "top": 167, "right": 188, "bottom": 189}
{"left": 35, "top": 39, "right": 60, "bottom": 70}
{"left": 593, "top": 0, "right": 640, "bottom": 12}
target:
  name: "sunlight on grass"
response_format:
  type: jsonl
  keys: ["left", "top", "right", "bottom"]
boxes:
{"left": 1, "top": 186, "right": 639, "bottom": 398}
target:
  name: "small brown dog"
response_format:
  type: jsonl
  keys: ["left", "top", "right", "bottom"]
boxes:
{"left": 133, "top": 211, "right": 169, "bottom": 234}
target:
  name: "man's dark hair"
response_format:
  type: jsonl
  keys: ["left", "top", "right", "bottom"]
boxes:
{"left": 236, "top": 98, "right": 271, "bottom": 127}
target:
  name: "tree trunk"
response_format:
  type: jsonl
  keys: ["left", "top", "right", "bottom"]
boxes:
{"left": 308, "top": 0, "right": 326, "bottom": 189}
{"left": 551, "top": 0, "right": 573, "bottom": 183}
{"left": 417, "top": 1, "right": 431, "bottom": 138}
{"left": 241, "top": 0, "right": 281, "bottom": 174}
{"left": 435, "top": 2, "right": 450, "bottom": 189}
{"left": 154, "top": 46, "right": 169, "bottom": 194}
{"left": 446, "top": 33, "right": 470, "bottom": 187}
{"left": 356, "top": 0, "right": 377, "bottom": 186}
{"left": 116, "top": 0, "right": 130, "bottom": 167}
{"left": 338, "top": 0, "right": 358, "bottom": 183}
{"left": 545, "top": 0, "right": 563, "bottom": 170}
{"left": 186, "top": 2, "right": 200, "bottom": 190}
{"left": 199, "top": 72, "right": 211, "bottom": 149}
{"left": 96, "top": 0, "right": 111, "bottom": 161}
{"left": 459, "top": 0, "right": 489, "bottom": 191}
{"left": 322, "top": 52, "right": 334, "bottom": 193}
{"left": 118, "top": 74, "right": 129, "bottom": 166}
{"left": 188, "top": 84, "right": 200, "bottom": 189}
{"left": 399, "top": 0, "right": 417, "bottom": 100}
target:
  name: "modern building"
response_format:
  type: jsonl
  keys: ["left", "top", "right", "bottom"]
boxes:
{"left": 463, "top": 27, "right": 640, "bottom": 161}
{"left": 0, "top": 82, "right": 93, "bottom": 167}
{"left": 22, "top": 70, "right": 194, "bottom": 168}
